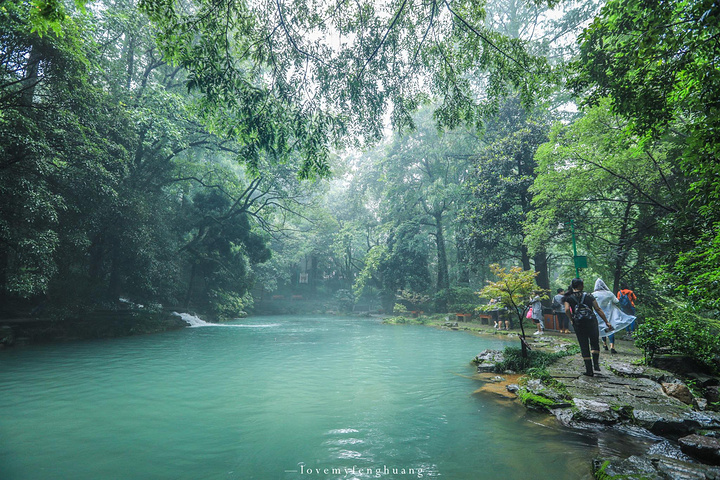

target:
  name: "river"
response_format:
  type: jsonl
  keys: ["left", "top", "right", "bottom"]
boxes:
{"left": 1, "top": 314, "right": 607, "bottom": 479}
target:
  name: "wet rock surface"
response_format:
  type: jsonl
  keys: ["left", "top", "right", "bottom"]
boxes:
{"left": 663, "top": 382, "right": 695, "bottom": 405}
{"left": 594, "top": 454, "right": 720, "bottom": 480}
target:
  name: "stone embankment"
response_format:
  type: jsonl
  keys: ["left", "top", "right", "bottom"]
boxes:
{"left": 473, "top": 332, "right": 720, "bottom": 480}
{"left": 0, "top": 310, "right": 189, "bottom": 346}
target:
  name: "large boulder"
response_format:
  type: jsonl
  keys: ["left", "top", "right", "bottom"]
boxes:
{"left": 595, "top": 454, "right": 720, "bottom": 480}
{"left": 706, "top": 386, "right": 720, "bottom": 405}
{"left": 474, "top": 349, "right": 504, "bottom": 373}
{"left": 662, "top": 382, "right": 694, "bottom": 405}
{"left": 633, "top": 408, "right": 720, "bottom": 436}
{"left": 687, "top": 373, "right": 720, "bottom": 388}
{"left": 651, "top": 354, "right": 708, "bottom": 376}
{"left": 678, "top": 434, "right": 720, "bottom": 466}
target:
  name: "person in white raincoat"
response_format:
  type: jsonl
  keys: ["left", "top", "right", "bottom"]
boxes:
{"left": 593, "top": 279, "right": 636, "bottom": 352}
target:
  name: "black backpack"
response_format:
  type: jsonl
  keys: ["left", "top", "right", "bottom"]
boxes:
{"left": 572, "top": 293, "right": 596, "bottom": 323}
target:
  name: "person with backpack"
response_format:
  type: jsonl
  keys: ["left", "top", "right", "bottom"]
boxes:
{"left": 617, "top": 283, "right": 637, "bottom": 335}
{"left": 564, "top": 278, "right": 614, "bottom": 377}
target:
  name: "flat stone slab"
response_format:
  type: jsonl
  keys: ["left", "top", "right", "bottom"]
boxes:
{"left": 572, "top": 398, "right": 620, "bottom": 424}
{"left": 595, "top": 454, "right": 720, "bottom": 480}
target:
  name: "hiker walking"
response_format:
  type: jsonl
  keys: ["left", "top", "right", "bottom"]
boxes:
{"left": 530, "top": 291, "right": 544, "bottom": 335}
{"left": 593, "top": 279, "right": 636, "bottom": 354}
{"left": 617, "top": 282, "right": 637, "bottom": 335}
{"left": 564, "top": 278, "right": 613, "bottom": 377}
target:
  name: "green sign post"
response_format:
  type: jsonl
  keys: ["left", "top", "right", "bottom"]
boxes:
{"left": 569, "top": 219, "right": 590, "bottom": 278}
{"left": 562, "top": 219, "right": 586, "bottom": 278}
{"left": 574, "top": 255, "right": 587, "bottom": 270}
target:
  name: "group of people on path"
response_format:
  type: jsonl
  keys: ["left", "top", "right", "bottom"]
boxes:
{"left": 562, "top": 278, "right": 638, "bottom": 377}
{"left": 526, "top": 278, "right": 637, "bottom": 377}
{"left": 505, "top": 277, "right": 638, "bottom": 377}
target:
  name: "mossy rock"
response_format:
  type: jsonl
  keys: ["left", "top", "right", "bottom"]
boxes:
{"left": 610, "top": 404, "right": 635, "bottom": 421}
{"left": 517, "top": 387, "right": 572, "bottom": 411}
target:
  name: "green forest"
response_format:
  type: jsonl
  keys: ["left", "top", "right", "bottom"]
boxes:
{"left": 2, "top": 0, "right": 719, "bottom": 338}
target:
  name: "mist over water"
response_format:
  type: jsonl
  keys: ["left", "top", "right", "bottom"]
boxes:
{"left": 0, "top": 315, "right": 645, "bottom": 479}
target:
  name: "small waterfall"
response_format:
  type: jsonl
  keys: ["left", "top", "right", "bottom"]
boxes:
{"left": 172, "top": 312, "right": 280, "bottom": 328}
{"left": 173, "top": 312, "right": 213, "bottom": 327}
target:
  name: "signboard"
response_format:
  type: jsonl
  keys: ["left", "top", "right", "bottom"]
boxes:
{"left": 574, "top": 255, "right": 588, "bottom": 269}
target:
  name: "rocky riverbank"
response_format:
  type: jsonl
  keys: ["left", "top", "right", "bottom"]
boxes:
{"left": 470, "top": 330, "right": 720, "bottom": 479}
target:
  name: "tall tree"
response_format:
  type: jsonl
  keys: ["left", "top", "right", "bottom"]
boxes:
{"left": 0, "top": 1, "right": 133, "bottom": 307}
{"left": 380, "top": 109, "right": 477, "bottom": 295}
{"left": 0, "top": 0, "right": 311, "bottom": 318}
{"left": 462, "top": 102, "right": 550, "bottom": 290}
{"left": 528, "top": 100, "right": 686, "bottom": 293}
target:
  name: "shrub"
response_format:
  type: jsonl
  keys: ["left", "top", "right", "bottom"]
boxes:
{"left": 493, "top": 345, "right": 579, "bottom": 373}
{"left": 436, "top": 286, "right": 481, "bottom": 313}
{"left": 634, "top": 307, "right": 720, "bottom": 374}
{"left": 393, "top": 303, "right": 408, "bottom": 314}
{"left": 382, "top": 315, "right": 428, "bottom": 325}
{"left": 209, "top": 289, "right": 250, "bottom": 320}
{"left": 333, "top": 289, "right": 355, "bottom": 312}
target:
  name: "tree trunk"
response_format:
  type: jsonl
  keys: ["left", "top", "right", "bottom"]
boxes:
{"left": 344, "top": 245, "right": 354, "bottom": 288}
{"left": 183, "top": 263, "right": 197, "bottom": 310}
{"left": 125, "top": 33, "right": 135, "bottom": 90}
{"left": 435, "top": 213, "right": 450, "bottom": 292}
{"left": 533, "top": 250, "right": 550, "bottom": 291}
{"left": 456, "top": 237, "right": 470, "bottom": 285}
{"left": 310, "top": 255, "right": 318, "bottom": 294}
{"left": 613, "top": 199, "right": 634, "bottom": 292}
{"left": 21, "top": 44, "right": 42, "bottom": 105}
{"left": 520, "top": 244, "right": 531, "bottom": 271}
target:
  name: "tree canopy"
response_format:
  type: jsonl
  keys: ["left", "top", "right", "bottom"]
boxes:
{"left": 2, "top": 0, "right": 720, "bottom": 324}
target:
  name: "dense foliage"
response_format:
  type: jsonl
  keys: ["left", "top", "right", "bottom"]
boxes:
{"left": 633, "top": 309, "right": 720, "bottom": 375}
{"left": 3, "top": 0, "right": 720, "bottom": 345}
{"left": 570, "top": 0, "right": 720, "bottom": 310}
{"left": 0, "top": 0, "right": 296, "bottom": 319}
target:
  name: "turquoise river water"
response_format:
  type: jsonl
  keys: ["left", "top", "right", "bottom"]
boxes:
{"left": 1, "top": 315, "right": 643, "bottom": 479}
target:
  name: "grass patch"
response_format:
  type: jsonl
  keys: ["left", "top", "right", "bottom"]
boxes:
{"left": 524, "top": 367, "right": 572, "bottom": 399}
